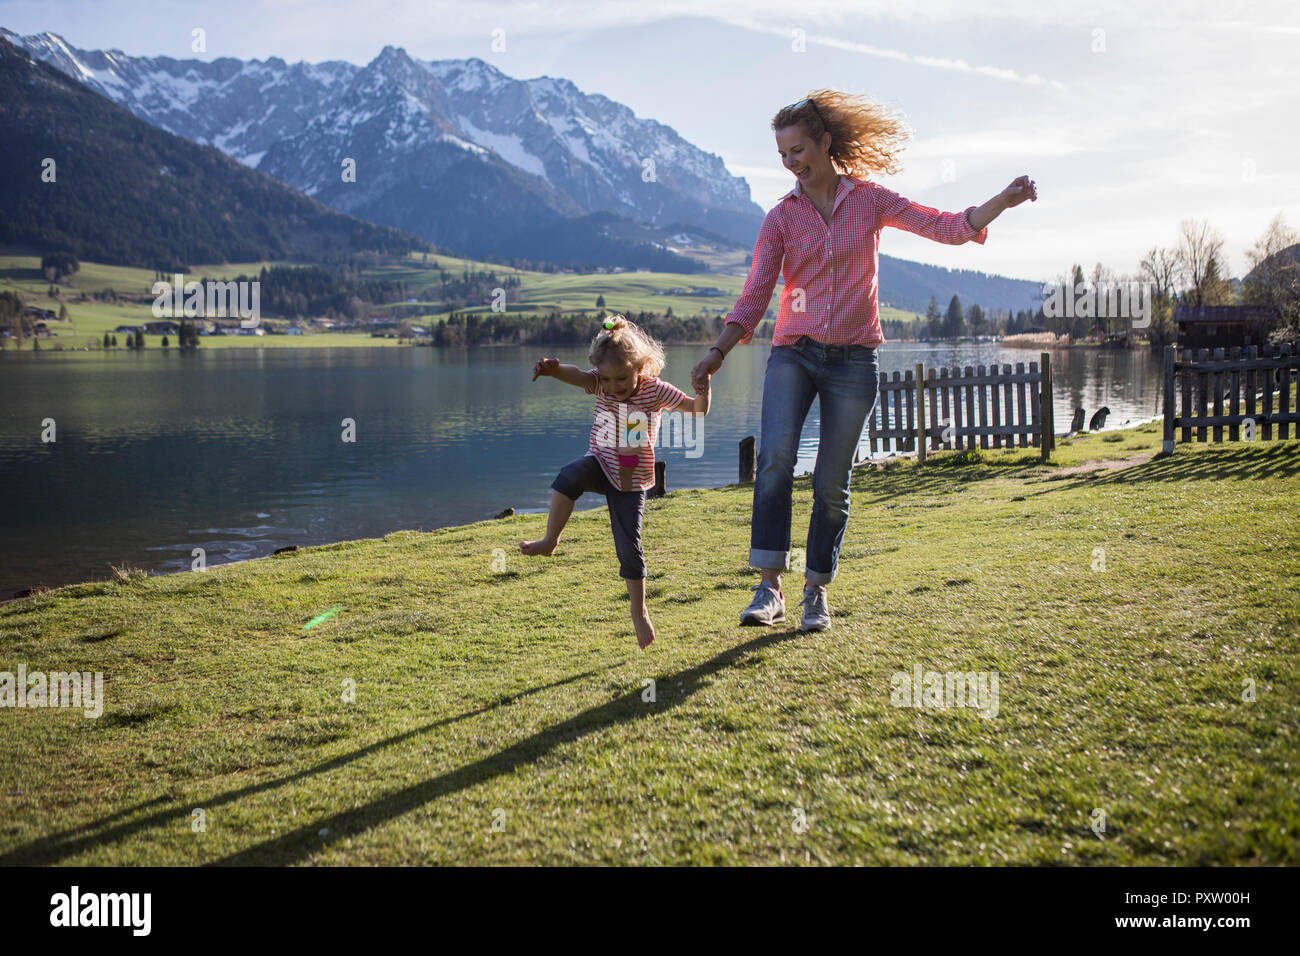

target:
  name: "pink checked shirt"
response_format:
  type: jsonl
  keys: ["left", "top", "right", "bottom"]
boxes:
{"left": 725, "top": 175, "right": 988, "bottom": 347}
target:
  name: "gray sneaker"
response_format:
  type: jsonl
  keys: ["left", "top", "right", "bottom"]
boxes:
{"left": 799, "top": 584, "right": 831, "bottom": 632}
{"left": 740, "top": 583, "right": 785, "bottom": 626}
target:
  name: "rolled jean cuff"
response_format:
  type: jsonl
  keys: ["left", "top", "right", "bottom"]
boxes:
{"left": 804, "top": 566, "right": 835, "bottom": 586}
{"left": 749, "top": 547, "right": 788, "bottom": 571}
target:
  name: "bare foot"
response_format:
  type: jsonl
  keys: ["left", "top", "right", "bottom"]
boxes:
{"left": 519, "top": 537, "right": 556, "bottom": 556}
{"left": 632, "top": 610, "right": 656, "bottom": 649}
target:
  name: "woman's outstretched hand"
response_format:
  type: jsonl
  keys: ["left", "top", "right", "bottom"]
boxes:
{"left": 691, "top": 350, "right": 722, "bottom": 392}
{"left": 1001, "top": 175, "right": 1038, "bottom": 209}
{"left": 532, "top": 357, "right": 559, "bottom": 381}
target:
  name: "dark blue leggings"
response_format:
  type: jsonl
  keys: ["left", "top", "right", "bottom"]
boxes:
{"left": 552, "top": 455, "right": 646, "bottom": 579}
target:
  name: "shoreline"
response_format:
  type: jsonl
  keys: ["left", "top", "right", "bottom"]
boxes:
{"left": 0, "top": 416, "right": 1165, "bottom": 603}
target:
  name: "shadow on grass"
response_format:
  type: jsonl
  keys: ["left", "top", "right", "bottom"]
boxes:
{"left": 847, "top": 455, "right": 1043, "bottom": 504}
{"left": 0, "top": 665, "right": 613, "bottom": 865}
{"left": 210, "top": 628, "right": 799, "bottom": 865}
{"left": 2, "top": 629, "right": 799, "bottom": 865}
{"left": 0, "top": 265, "right": 42, "bottom": 283}
{"left": 213, "top": 629, "right": 793, "bottom": 864}
{"left": 1038, "top": 442, "right": 1300, "bottom": 495}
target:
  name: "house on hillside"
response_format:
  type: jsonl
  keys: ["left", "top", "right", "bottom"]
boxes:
{"left": 1175, "top": 305, "right": 1276, "bottom": 351}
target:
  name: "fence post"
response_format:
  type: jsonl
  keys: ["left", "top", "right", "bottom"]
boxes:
{"left": 914, "top": 362, "right": 927, "bottom": 464}
{"left": 1039, "top": 351, "right": 1054, "bottom": 461}
{"left": 1280, "top": 344, "right": 1293, "bottom": 441}
{"left": 739, "top": 435, "right": 756, "bottom": 482}
{"left": 1162, "top": 345, "right": 1176, "bottom": 454}
{"left": 649, "top": 460, "right": 666, "bottom": 498}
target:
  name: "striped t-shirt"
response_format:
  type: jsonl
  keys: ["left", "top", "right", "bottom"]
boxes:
{"left": 584, "top": 370, "right": 688, "bottom": 492}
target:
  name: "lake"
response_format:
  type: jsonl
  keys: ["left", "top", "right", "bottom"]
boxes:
{"left": 0, "top": 342, "right": 1162, "bottom": 597}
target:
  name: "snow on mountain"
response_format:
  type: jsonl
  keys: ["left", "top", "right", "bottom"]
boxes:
{"left": 1, "top": 28, "right": 764, "bottom": 261}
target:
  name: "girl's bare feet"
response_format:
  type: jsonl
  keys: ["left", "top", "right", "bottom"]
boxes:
{"left": 519, "top": 537, "right": 557, "bottom": 556}
{"left": 632, "top": 609, "right": 656, "bottom": 649}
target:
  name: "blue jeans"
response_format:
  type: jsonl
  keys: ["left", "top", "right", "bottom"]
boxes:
{"left": 750, "top": 336, "right": 879, "bottom": 585}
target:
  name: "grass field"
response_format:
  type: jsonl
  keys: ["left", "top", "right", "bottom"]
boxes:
{"left": 1, "top": 423, "right": 1296, "bottom": 865}
{"left": 0, "top": 252, "right": 920, "bottom": 351}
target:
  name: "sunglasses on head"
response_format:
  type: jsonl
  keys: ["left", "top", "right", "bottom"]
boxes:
{"left": 788, "top": 97, "right": 822, "bottom": 121}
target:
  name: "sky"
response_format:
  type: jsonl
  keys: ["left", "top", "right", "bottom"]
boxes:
{"left": 2, "top": 0, "right": 1297, "bottom": 283}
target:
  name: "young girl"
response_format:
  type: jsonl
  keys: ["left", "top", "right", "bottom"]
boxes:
{"left": 521, "top": 315, "right": 710, "bottom": 649}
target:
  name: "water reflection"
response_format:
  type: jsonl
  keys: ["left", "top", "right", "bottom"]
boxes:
{"left": 0, "top": 344, "right": 1162, "bottom": 594}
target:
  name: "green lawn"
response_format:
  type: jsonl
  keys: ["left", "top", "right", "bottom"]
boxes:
{"left": 1, "top": 424, "right": 1296, "bottom": 865}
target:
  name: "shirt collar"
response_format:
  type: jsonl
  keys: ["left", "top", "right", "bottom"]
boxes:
{"left": 782, "top": 174, "right": 855, "bottom": 202}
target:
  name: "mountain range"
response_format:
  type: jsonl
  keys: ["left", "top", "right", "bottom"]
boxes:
{"left": 2, "top": 27, "right": 1046, "bottom": 313}
{"left": 0, "top": 37, "right": 425, "bottom": 269}
{"left": 2, "top": 28, "right": 759, "bottom": 270}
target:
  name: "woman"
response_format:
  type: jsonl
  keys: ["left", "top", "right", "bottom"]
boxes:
{"left": 692, "top": 90, "right": 1036, "bottom": 632}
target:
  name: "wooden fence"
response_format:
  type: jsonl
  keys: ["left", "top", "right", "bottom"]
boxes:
{"left": 736, "top": 351, "right": 1056, "bottom": 480}
{"left": 1161, "top": 345, "right": 1299, "bottom": 453}
{"left": 865, "top": 353, "right": 1055, "bottom": 462}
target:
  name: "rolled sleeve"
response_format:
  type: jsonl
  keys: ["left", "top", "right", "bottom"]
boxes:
{"left": 655, "top": 379, "right": 688, "bottom": 411}
{"left": 724, "top": 210, "right": 785, "bottom": 344}
{"left": 877, "top": 185, "right": 987, "bottom": 245}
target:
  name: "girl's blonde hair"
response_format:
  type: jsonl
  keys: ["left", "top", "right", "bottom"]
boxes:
{"left": 771, "top": 89, "right": 913, "bottom": 178}
{"left": 588, "top": 314, "right": 665, "bottom": 376}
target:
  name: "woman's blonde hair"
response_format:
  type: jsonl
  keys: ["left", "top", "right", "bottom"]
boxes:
{"left": 588, "top": 314, "right": 665, "bottom": 377}
{"left": 771, "top": 89, "right": 913, "bottom": 178}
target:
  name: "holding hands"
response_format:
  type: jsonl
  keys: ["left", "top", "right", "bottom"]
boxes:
{"left": 691, "top": 365, "right": 712, "bottom": 415}
{"left": 691, "top": 348, "right": 723, "bottom": 393}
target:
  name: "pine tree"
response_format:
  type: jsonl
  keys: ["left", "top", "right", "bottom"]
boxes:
{"left": 925, "top": 296, "right": 941, "bottom": 338}
{"left": 944, "top": 295, "right": 964, "bottom": 339}
{"left": 103, "top": 331, "right": 110, "bottom": 348}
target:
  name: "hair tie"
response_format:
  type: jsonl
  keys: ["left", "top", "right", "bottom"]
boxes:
{"left": 603, "top": 318, "right": 617, "bottom": 330}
